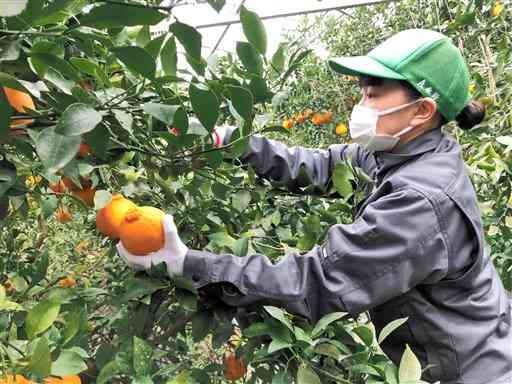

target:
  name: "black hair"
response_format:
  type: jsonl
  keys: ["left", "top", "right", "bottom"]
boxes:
{"left": 358, "top": 76, "right": 486, "bottom": 130}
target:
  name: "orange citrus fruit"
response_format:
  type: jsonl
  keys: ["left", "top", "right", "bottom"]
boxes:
{"left": 491, "top": 1, "right": 503, "bottom": 17}
{"left": 295, "top": 113, "right": 306, "bottom": 124}
{"left": 96, "top": 194, "right": 137, "bottom": 239}
{"left": 0, "top": 375, "right": 34, "bottom": 384}
{"left": 223, "top": 354, "right": 247, "bottom": 381}
{"left": 3, "top": 279, "right": 15, "bottom": 293}
{"left": 3, "top": 87, "right": 35, "bottom": 128}
{"left": 311, "top": 113, "right": 324, "bottom": 125}
{"left": 72, "top": 187, "right": 96, "bottom": 207}
{"left": 118, "top": 206, "right": 165, "bottom": 255}
{"left": 49, "top": 179, "right": 66, "bottom": 194}
{"left": 44, "top": 376, "right": 81, "bottom": 384}
{"left": 322, "top": 111, "right": 334, "bottom": 123}
{"left": 282, "top": 118, "right": 295, "bottom": 129}
{"left": 78, "top": 143, "right": 91, "bottom": 157}
{"left": 58, "top": 277, "right": 77, "bottom": 288}
{"left": 56, "top": 205, "right": 72, "bottom": 223}
{"left": 335, "top": 123, "right": 348, "bottom": 136}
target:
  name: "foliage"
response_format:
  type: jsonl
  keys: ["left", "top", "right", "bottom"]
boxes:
{"left": 0, "top": 0, "right": 510, "bottom": 383}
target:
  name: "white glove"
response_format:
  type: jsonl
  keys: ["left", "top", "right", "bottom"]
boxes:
{"left": 213, "top": 125, "right": 228, "bottom": 147}
{"left": 116, "top": 215, "right": 188, "bottom": 277}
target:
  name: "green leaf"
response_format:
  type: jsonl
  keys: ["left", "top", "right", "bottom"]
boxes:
{"left": 192, "top": 311, "right": 213, "bottom": 342}
{"left": 385, "top": 364, "right": 399, "bottom": 384}
{"left": 248, "top": 75, "right": 271, "bottom": 103}
{"left": 185, "top": 53, "right": 207, "bottom": 77}
{"left": 62, "top": 310, "right": 83, "bottom": 346}
{"left": 353, "top": 325, "right": 374, "bottom": 347}
{"left": 145, "top": 34, "right": 166, "bottom": 59}
{"left": 236, "top": 41, "right": 263, "bottom": 75}
{"left": 113, "top": 46, "right": 156, "bottom": 79}
{"left": 133, "top": 336, "right": 153, "bottom": 376}
{"left": 350, "top": 364, "right": 381, "bottom": 377}
{"left": 136, "top": 25, "right": 151, "bottom": 48}
{"left": 80, "top": 3, "right": 166, "bottom": 28}
{"left": 294, "top": 327, "right": 314, "bottom": 346}
{"left": 113, "top": 109, "right": 133, "bottom": 134}
{"left": 314, "top": 343, "right": 344, "bottom": 360}
{"left": 0, "top": 299, "right": 23, "bottom": 311}
{"left": 30, "top": 52, "right": 80, "bottom": 81}
{"left": 496, "top": 136, "right": 512, "bottom": 152}
{"left": 332, "top": 162, "right": 354, "bottom": 198}
{"left": 189, "top": 83, "right": 219, "bottom": 132}
{"left": 143, "top": 103, "right": 184, "bottom": 126}
{"left": 206, "top": 0, "right": 226, "bottom": 12}
{"left": 297, "top": 215, "right": 321, "bottom": 250}
{"left": 271, "top": 90, "right": 289, "bottom": 110}
{"left": 31, "top": 250, "right": 50, "bottom": 286}
{"left": 398, "top": 345, "right": 422, "bottom": 382}
{"left": 232, "top": 237, "right": 249, "bottom": 257}
{"left": 0, "top": 158, "right": 16, "bottom": 198}
{"left": 33, "top": 0, "right": 85, "bottom": 26}
{"left": 212, "top": 322, "right": 234, "bottom": 349}
{"left": 51, "top": 348, "right": 88, "bottom": 376}
{"left": 97, "top": 360, "right": 120, "bottom": 384}
{"left": 378, "top": 317, "right": 409, "bottom": 345}
{"left": 263, "top": 306, "right": 294, "bottom": 332}
{"left": 69, "top": 57, "right": 100, "bottom": 77}
{"left": 297, "top": 363, "right": 321, "bottom": 384}
{"left": 120, "top": 277, "right": 167, "bottom": 302}
{"left": 267, "top": 338, "right": 292, "bottom": 354}
{"left": 36, "top": 127, "right": 81, "bottom": 174}
{"left": 240, "top": 6, "right": 267, "bottom": 55}
{"left": 0, "top": 89, "right": 12, "bottom": 140}
{"left": 208, "top": 232, "right": 237, "bottom": 249}
{"left": 94, "top": 190, "right": 111, "bottom": 211}
{"left": 243, "top": 322, "right": 270, "bottom": 338}
{"left": 271, "top": 43, "right": 286, "bottom": 73}
{"left": 311, "top": 312, "right": 347, "bottom": 338}
{"left": 169, "top": 22, "right": 202, "bottom": 60}
{"left": 228, "top": 86, "right": 253, "bottom": 121}
{"left": 231, "top": 190, "right": 251, "bottom": 212}
{"left": 161, "top": 37, "right": 178, "bottom": 76}
{"left": 0, "top": 72, "right": 29, "bottom": 92}
{"left": 29, "top": 337, "right": 52, "bottom": 377}
{"left": 272, "top": 370, "right": 289, "bottom": 384}
{"left": 55, "top": 103, "right": 102, "bottom": 136}
{"left": 25, "top": 299, "right": 61, "bottom": 339}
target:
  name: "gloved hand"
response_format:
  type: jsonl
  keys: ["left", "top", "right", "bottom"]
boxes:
{"left": 212, "top": 125, "right": 228, "bottom": 147}
{"left": 116, "top": 214, "right": 188, "bottom": 277}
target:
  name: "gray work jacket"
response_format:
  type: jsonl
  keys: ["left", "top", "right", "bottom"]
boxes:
{"left": 183, "top": 127, "right": 512, "bottom": 383}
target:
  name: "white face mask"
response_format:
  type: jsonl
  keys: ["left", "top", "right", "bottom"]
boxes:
{"left": 349, "top": 99, "right": 423, "bottom": 152}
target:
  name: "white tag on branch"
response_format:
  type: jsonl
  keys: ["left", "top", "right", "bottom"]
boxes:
{"left": 0, "top": 0, "right": 28, "bottom": 17}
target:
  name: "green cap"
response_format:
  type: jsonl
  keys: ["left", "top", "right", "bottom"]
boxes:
{"left": 328, "top": 29, "right": 471, "bottom": 121}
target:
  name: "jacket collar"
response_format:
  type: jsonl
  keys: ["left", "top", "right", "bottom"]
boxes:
{"left": 373, "top": 126, "right": 444, "bottom": 180}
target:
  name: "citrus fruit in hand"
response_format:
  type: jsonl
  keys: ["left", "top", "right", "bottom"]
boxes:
{"left": 118, "top": 206, "right": 166, "bottom": 255}
{"left": 96, "top": 194, "right": 137, "bottom": 239}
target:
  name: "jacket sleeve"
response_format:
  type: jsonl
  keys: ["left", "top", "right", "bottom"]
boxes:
{"left": 182, "top": 188, "right": 449, "bottom": 322}
{"left": 223, "top": 126, "right": 376, "bottom": 192}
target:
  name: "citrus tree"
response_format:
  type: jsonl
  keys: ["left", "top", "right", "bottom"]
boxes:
{"left": 3, "top": 1, "right": 508, "bottom": 383}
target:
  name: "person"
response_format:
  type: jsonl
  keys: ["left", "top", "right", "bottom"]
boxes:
{"left": 116, "top": 29, "right": 512, "bottom": 383}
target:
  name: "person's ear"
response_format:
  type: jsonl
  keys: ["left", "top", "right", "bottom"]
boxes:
{"left": 410, "top": 98, "right": 437, "bottom": 127}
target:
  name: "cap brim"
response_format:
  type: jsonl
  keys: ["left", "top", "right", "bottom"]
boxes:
{"left": 328, "top": 56, "right": 406, "bottom": 80}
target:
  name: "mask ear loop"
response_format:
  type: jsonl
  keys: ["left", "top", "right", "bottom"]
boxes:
{"left": 378, "top": 98, "right": 425, "bottom": 116}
